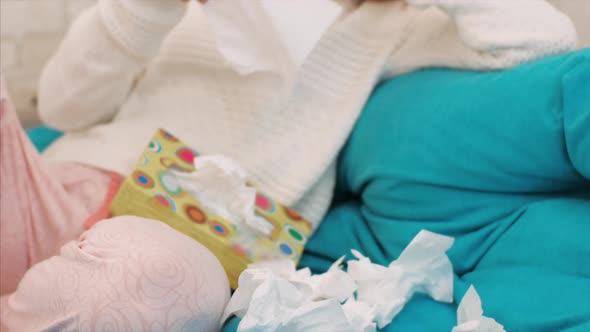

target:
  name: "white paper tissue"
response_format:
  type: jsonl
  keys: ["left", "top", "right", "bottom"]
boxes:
{"left": 202, "top": 0, "right": 343, "bottom": 76}
{"left": 172, "top": 155, "right": 275, "bottom": 237}
{"left": 277, "top": 299, "right": 353, "bottom": 332}
{"left": 341, "top": 298, "right": 377, "bottom": 332}
{"left": 452, "top": 285, "right": 505, "bottom": 332}
{"left": 308, "top": 257, "right": 357, "bottom": 302}
{"left": 225, "top": 259, "right": 359, "bottom": 332}
{"left": 226, "top": 230, "right": 456, "bottom": 332}
{"left": 222, "top": 268, "right": 277, "bottom": 323}
{"left": 347, "top": 230, "right": 455, "bottom": 328}
{"left": 223, "top": 258, "right": 357, "bottom": 323}
{"left": 238, "top": 273, "right": 311, "bottom": 332}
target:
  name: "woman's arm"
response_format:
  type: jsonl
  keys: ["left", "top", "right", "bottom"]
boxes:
{"left": 38, "top": 0, "right": 187, "bottom": 131}
{"left": 386, "top": 0, "right": 577, "bottom": 75}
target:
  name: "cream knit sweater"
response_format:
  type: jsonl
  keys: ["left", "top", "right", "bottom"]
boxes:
{"left": 39, "top": 0, "right": 576, "bottom": 229}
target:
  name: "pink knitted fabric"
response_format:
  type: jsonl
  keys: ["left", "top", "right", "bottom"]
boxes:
{"left": 0, "top": 81, "right": 230, "bottom": 331}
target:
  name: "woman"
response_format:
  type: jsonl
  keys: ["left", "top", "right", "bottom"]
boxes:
{"left": 0, "top": 0, "right": 576, "bottom": 330}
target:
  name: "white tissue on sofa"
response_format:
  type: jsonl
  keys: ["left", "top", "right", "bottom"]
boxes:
{"left": 225, "top": 230, "right": 456, "bottom": 331}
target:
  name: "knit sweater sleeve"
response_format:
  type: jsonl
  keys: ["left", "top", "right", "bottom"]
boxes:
{"left": 385, "top": 0, "right": 578, "bottom": 76}
{"left": 38, "top": 0, "right": 186, "bottom": 131}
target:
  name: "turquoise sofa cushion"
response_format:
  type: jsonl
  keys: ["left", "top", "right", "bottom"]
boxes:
{"left": 303, "top": 49, "right": 590, "bottom": 331}
{"left": 26, "top": 126, "right": 63, "bottom": 153}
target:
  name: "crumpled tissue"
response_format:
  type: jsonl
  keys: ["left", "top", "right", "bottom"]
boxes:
{"left": 202, "top": 0, "right": 343, "bottom": 76}
{"left": 224, "top": 259, "right": 358, "bottom": 332}
{"left": 347, "top": 230, "right": 455, "bottom": 328}
{"left": 341, "top": 298, "right": 377, "bottom": 332}
{"left": 172, "top": 155, "right": 275, "bottom": 237}
{"left": 224, "top": 230, "right": 456, "bottom": 331}
{"left": 452, "top": 285, "right": 505, "bottom": 332}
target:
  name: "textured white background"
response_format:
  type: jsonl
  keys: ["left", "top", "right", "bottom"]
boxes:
{"left": 1, "top": 0, "right": 95, "bottom": 127}
{"left": 1, "top": 0, "right": 589, "bottom": 127}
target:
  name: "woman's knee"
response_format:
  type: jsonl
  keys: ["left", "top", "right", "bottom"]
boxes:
{"left": 2, "top": 216, "right": 231, "bottom": 332}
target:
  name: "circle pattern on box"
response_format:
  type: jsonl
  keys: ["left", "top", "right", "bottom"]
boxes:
{"left": 284, "top": 224, "right": 306, "bottom": 244}
{"left": 276, "top": 241, "right": 297, "bottom": 259}
{"left": 160, "top": 129, "right": 178, "bottom": 142}
{"left": 138, "top": 155, "right": 149, "bottom": 166}
{"left": 283, "top": 206, "right": 302, "bottom": 221}
{"left": 232, "top": 245, "right": 251, "bottom": 259}
{"left": 210, "top": 221, "right": 229, "bottom": 237}
{"left": 255, "top": 193, "right": 276, "bottom": 213}
{"left": 185, "top": 205, "right": 207, "bottom": 224}
{"left": 149, "top": 139, "right": 162, "bottom": 153}
{"left": 133, "top": 170, "right": 154, "bottom": 189}
{"left": 158, "top": 172, "right": 182, "bottom": 196}
{"left": 153, "top": 193, "right": 177, "bottom": 211}
{"left": 160, "top": 157, "right": 173, "bottom": 168}
{"left": 176, "top": 147, "right": 200, "bottom": 165}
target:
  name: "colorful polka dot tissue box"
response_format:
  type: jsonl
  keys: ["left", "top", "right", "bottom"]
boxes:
{"left": 109, "top": 129, "right": 312, "bottom": 289}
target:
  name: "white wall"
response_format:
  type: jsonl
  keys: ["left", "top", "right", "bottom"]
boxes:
{"left": 550, "top": 0, "right": 590, "bottom": 48}
{"left": 0, "top": 0, "right": 95, "bottom": 127}
{"left": 0, "top": 0, "right": 588, "bottom": 128}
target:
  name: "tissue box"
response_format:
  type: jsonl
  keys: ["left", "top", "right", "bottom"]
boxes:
{"left": 109, "top": 129, "right": 312, "bottom": 289}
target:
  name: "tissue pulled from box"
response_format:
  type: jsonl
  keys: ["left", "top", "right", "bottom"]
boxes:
{"left": 202, "top": 0, "right": 343, "bottom": 76}
{"left": 226, "top": 230, "right": 456, "bottom": 331}
{"left": 171, "top": 155, "right": 275, "bottom": 237}
{"left": 452, "top": 285, "right": 505, "bottom": 332}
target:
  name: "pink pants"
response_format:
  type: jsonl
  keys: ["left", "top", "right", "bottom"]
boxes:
{"left": 0, "top": 84, "right": 230, "bottom": 331}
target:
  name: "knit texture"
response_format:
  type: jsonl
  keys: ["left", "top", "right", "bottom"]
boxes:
{"left": 38, "top": 0, "right": 576, "bottom": 230}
